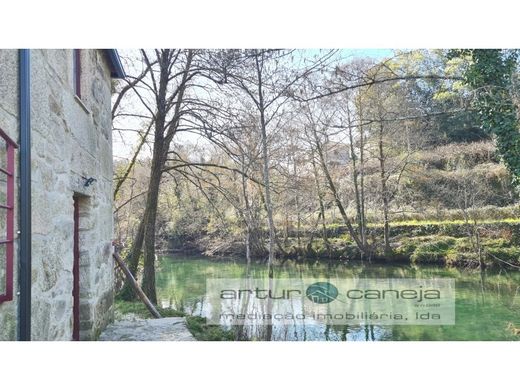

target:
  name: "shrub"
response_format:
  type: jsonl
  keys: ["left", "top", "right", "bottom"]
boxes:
{"left": 411, "top": 251, "right": 447, "bottom": 264}
{"left": 393, "top": 236, "right": 435, "bottom": 257}
{"left": 410, "top": 237, "right": 457, "bottom": 264}
{"left": 485, "top": 247, "right": 520, "bottom": 264}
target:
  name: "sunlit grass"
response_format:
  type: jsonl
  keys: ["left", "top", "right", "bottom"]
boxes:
{"left": 371, "top": 218, "right": 520, "bottom": 228}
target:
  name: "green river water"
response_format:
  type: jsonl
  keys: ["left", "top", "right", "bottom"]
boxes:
{"left": 156, "top": 255, "right": 520, "bottom": 341}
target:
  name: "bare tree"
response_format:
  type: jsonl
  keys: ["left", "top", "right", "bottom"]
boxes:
{"left": 211, "top": 50, "right": 331, "bottom": 270}
{"left": 299, "top": 98, "right": 368, "bottom": 256}
{"left": 116, "top": 49, "right": 196, "bottom": 302}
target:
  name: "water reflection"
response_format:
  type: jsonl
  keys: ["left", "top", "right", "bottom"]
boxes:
{"left": 156, "top": 255, "right": 520, "bottom": 341}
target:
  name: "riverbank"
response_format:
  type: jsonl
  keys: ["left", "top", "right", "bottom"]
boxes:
{"left": 165, "top": 218, "right": 520, "bottom": 269}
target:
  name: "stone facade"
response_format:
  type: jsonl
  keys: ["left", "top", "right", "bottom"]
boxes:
{"left": 0, "top": 49, "right": 118, "bottom": 340}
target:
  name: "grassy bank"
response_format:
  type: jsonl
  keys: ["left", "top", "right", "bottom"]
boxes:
{"left": 278, "top": 218, "right": 520, "bottom": 268}
{"left": 167, "top": 217, "right": 520, "bottom": 268}
{"left": 113, "top": 299, "right": 234, "bottom": 341}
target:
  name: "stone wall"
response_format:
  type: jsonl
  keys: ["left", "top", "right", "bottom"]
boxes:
{"left": 0, "top": 49, "right": 115, "bottom": 340}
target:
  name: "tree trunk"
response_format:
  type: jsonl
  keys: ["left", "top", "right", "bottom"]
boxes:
{"left": 347, "top": 123, "right": 364, "bottom": 246}
{"left": 345, "top": 98, "right": 367, "bottom": 250}
{"left": 260, "top": 114, "right": 275, "bottom": 273}
{"left": 310, "top": 124, "right": 366, "bottom": 255}
{"left": 116, "top": 49, "right": 194, "bottom": 304}
{"left": 139, "top": 50, "right": 170, "bottom": 304}
{"left": 359, "top": 121, "right": 367, "bottom": 248}
{"left": 118, "top": 218, "right": 145, "bottom": 300}
{"left": 240, "top": 157, "right": 252, "bottom": 267}
{"left": 378, "top": 122, "right": 391, "bottom": 256}
{"left": 141, "top": 159, "right": 163, "bottom": 304}
{"left": 310, "top": 149, "right": 330, "bottom": 252}
{"left": 256, "top": 52, "right": 276, "bottom": 276}
{"left": 294, "top": 160, "right": 302, "bottom": 248}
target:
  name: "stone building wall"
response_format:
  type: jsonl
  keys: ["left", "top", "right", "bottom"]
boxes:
{"left": 0, "top": 49, "right": 115, "bottom": 340}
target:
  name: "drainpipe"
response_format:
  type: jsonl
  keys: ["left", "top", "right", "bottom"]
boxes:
{"left": 18, "top": 49, "right": 31, "bottom": 341}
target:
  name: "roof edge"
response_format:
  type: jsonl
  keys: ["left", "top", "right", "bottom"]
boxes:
{"left": 104, "top": 49, "right": 126, "bottom": 79}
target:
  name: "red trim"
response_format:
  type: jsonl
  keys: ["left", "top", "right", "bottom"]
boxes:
{"left": 0, "top": 139, "right": 15, "bottom": 304}
{"left": 73, "top": 49, "right": 81, "bottom": 99}
{"left": 72, "top": 196, "right": 80, "bottom": 340}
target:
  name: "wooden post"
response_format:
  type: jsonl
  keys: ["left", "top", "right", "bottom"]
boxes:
{"left": 112, "top": 251, "right": 162, "bottom": 319}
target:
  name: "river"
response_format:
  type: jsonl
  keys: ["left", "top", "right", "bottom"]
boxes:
{"left": 156, "top": 255, "right": 520, "bottom": 341}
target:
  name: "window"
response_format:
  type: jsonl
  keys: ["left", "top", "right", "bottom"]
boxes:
{"left": 73, "top": 49, "right": 81, "bottom": 98}
{"left": 0, "top": 128, "right": 16, "bottom": 304}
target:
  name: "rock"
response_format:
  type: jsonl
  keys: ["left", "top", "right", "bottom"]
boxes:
{"left": 99, "top": 317, "right": 196, "bottom": 341}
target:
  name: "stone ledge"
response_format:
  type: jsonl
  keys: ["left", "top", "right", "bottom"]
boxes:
{"left": 98, "top": 317, "right": 195, "bottom": 341}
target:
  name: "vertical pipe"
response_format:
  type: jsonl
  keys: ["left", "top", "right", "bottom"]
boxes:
{"left": 18, "top": 49, "right": 31, "bottom": 341}
{"left": 73, "top": 49, "right": 81, "bottom": 98}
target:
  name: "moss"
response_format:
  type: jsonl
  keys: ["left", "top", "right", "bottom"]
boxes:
{"left": 320, "top": 219, "right": 520, "bottom": 242}
{"left": 410, "top": 237, "right": 457, "bottom": 264}
{"left": 185, "top": 316, "right": 235, "bottom": 341}
{"left": 484, "top": 238, "right": 511, "bottom": 248}
{"left": 388, "top": 232, "right": 520, "bottom": 266}
{"left": 485, "top": 246, "right": 520, "bottom": 264}
{"left": 393, "top": 236, "right": 427, "bottom": 257}
{"left": 285, "top": 225, "right": 520, "bottom": 267}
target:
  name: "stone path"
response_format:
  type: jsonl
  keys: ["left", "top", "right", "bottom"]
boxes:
{"left": 99, "top": 317, "right": 196, "bottom": 341}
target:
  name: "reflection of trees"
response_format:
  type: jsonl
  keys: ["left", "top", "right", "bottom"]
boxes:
{"left": 299, "top": 264, "right": 307, "bottom": 341}
{"left": 234, "top": 263, "right": 252, "bottom": 340}
{"left": 155, "top": 256, "right": 520, "bottom": 341}
{"left": 264, "top": 272, "right": 274, "bottom": 341}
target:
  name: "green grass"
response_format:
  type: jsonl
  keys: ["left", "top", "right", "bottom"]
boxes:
{"left": 376, "top": 218, "right": 520, "bottom": 228}
{"left": 114, "top": 299, "right": 185, "bottom": 320}
{"left": 282, "top": 217, "right": 520, "bottom": 266}
{"left": 397, "top": 234, "right": 520, "bottom": 266}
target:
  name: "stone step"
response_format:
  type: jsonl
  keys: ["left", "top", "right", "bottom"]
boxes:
{"left": 99, "top": 317, "right": 195, "bottom": 341}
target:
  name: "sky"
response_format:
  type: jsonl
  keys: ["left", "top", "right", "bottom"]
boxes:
{"left": 337, "top": 49, "right": 394, "bottom": 58}
{"left": 112, "top": 49, "right": 395, "bottom": 160}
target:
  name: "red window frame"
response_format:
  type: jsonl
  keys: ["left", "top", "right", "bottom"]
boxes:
{"left": 73, "top": 49, "right": 81, "bottom": 98}
{"left": 0, "top": 127, "right": 17, "bottom": 304}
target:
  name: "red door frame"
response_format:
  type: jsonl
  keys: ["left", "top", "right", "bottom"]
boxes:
{"left": 72, "top": 196, "right": 80, "bottom": 341}
{"left": 0, "top": 127, "right": 17, "bottom": 304}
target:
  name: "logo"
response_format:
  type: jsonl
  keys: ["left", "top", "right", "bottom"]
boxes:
{"left": 207, "top": 278, "right": 456, "bottom": 325}
{"left": 306, "top": 282, "right": 338, "bottom": 304}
